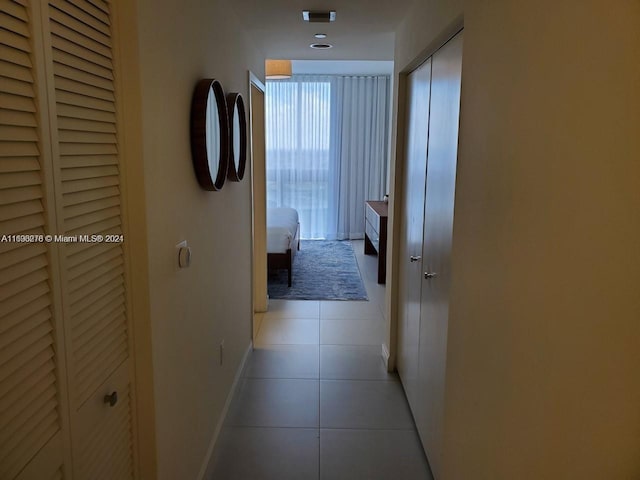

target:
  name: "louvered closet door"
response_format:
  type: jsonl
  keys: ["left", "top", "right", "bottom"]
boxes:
{"left": 0, "top": 1, "right": 68, "bottom": 479}
{"left": 43, "top": 1, "right": 134, "bottom": 479}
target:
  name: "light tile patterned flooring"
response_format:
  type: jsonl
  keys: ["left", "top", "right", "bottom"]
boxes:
{"left": 208, "top": 240, "right": 433, "bottom": 479}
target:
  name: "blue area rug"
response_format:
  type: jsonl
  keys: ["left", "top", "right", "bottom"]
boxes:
{"left": 268, "top": 240, "right": 368, "bottom": 301}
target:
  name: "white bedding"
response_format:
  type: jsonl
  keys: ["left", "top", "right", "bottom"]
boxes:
{"left": 267, "top": 207, "right": 299, "bottom": 253}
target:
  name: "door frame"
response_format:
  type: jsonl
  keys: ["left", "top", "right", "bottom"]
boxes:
{"left": 112, "top": 1, "right": 157, "bottom": 477}
{"left": 249, "top": 71, "right": 267, "bottom": 341}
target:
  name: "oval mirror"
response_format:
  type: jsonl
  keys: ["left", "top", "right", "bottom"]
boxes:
{"left": 226, "top": 93, "right": 247, "bottom": 181}
{"left": 190, "top": 79, "right": 229, "bottom": 190}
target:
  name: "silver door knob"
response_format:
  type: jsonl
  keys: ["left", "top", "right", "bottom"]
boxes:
{"left": 424, "top": 272, "right": 437, "bottom": 279}
{"left": 410, "top": 255, "right": 421, "bottom": 262}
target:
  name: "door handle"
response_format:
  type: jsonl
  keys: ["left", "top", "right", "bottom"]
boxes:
{"left": 104, "top": 391, "right": 118, "bottom": 407}
{"left": 410, "top": 255, "right": 421, "bottom": 262}
{"left": 424, "top": 272, "right": 437, "bottom": 279}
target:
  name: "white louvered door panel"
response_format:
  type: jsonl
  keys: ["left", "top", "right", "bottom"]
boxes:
{"left": 74, "top": 361, "right": 132, "bottom": 480}
{"left": 42, "top": 1, "right": 134, "bottom": 478}
{"left": 0, "top": 1, "right": 67, "bottom": 479}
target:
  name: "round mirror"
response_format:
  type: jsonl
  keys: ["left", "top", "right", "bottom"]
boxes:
{"left": 226, "top": 93, "right": 247, "bottom": 182}
{"left": 190, "top": 79, "right": 229, "bottom": 191}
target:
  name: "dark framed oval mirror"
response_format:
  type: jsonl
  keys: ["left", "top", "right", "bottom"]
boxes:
{"left": 226, "top": 93, "right": 247, "bottom": 181}
{"left": 190, "top": 79, "right": 229, "bottom": 191}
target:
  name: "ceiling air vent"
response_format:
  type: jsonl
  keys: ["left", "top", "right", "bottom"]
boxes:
{"left": 302, "top": 10, "right": 336, "bottom": 23}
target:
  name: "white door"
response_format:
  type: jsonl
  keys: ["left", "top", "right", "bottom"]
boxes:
{"left": 1, "top": 1, "right": 136, "bottom": 478}
{"left": 42, "top": 1, "right": 135, "bottom": 477}
{"left": 0, "top": 2, "right": 70, "bottom": 478}
{"left": 397, "top": 58, "right": 431, "bottom": 413}
{"left": 417, "top": 31, "right": 463, "bottom": 478}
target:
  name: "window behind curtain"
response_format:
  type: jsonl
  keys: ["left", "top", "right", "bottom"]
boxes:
{"left": 266, "top": 74, "right": 390, "bottom": 240}
{"left": 266, "top": 78, "right": 331, "bottom": 239}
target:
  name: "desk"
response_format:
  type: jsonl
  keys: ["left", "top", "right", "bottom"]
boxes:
{"left": 364, "top": 200, "right": 388, "bottom": 284}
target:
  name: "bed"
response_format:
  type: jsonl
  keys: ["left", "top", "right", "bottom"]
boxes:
{"left": 267, "top": 207, "right": 300, "bottom": 287}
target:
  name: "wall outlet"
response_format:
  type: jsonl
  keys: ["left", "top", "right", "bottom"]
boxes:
{"left": 219, "top": 340, "right": 225, "bottom": 366}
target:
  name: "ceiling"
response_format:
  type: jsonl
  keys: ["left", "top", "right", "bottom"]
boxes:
{"left": 228, "top": 0, "right": 416, "bottom": 60}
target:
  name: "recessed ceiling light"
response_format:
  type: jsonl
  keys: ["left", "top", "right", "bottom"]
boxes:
{"left": 314, "top": 33, "right": 327, "bottom": 39}
{"left": 310, "top": 43, "right": 333, "bottom": 49}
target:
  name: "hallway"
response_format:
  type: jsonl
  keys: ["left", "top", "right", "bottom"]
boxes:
{"left": 208, "top": 241, "right": 432, "bottom": 479}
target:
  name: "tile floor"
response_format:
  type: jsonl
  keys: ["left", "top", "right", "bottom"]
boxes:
{"left": 208, "top": 240, "right": 433, "bottom": 480}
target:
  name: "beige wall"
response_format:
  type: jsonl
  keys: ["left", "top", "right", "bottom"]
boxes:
{"left": 391, "top": 0, "right": 640, "bottom": 478}
{"left": 133, "top": 0, "right": 264, "bottom": 478}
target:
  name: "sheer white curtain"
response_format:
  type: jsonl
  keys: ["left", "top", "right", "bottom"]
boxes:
{"left": 266, "top": 74, "right": 389, "bottom": 240}
{"left": 266, "top": 76, "right": 331, "bottom": 239}
{"left": 328, "top": 76, "right": 389, "bottom": 240}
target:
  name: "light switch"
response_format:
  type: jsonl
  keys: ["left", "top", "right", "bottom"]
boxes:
{"left": 176, "top": 240, "right": 191, "bottom": 269}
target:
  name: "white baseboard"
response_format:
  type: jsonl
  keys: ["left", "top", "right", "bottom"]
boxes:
{"left": 381, "top": 343, "right": 390, "bottom": 370}
{"left": 198, "top": 340, "right": 253, "bottom": 480}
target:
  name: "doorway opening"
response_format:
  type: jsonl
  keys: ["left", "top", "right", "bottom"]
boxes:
{"left": 261, "top": 60, "right": 394, "bottom": 306}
